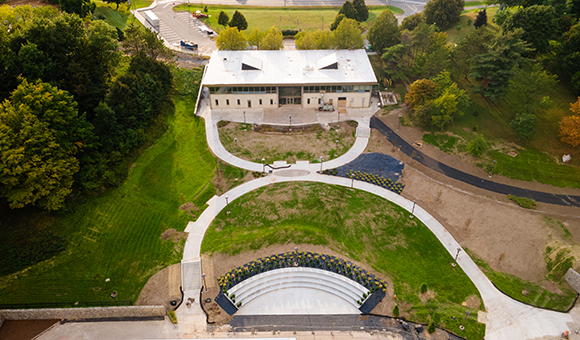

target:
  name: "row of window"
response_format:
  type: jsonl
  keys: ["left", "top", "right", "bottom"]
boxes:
{"left": 209, "top": 85, "right": 373, "bottom": 94}
{"left": 209, "top": 87, "right": 277, "bottom": 94}
{"left": 215, "top": 98, "right": 273, "bottom": 106}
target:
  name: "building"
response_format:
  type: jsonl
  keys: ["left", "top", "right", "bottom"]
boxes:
{"left": 202, "top": 49, "right": 377, "bottom": 111}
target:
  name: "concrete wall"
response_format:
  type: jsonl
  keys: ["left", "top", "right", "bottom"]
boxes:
{"left": 0, "top": 306, "right": 165, "bottom": 320}
{"left": 304, "top": 92, "right": 371, "bottom": 109}
{"left": 565, "top": 268, "right": 580, "bottom": 294}
{"left": 210, "top": 93, "right": 278, "bottom": 109}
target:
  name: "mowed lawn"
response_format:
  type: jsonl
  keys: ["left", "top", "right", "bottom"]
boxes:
{"left": 173, "top": 5, "right": 403, "bottom": 32}
{"left": 202, "top": 182, "right": 486, "bottom": 340}
{"left": 0, "top": 95, "right": 216, "bottom": 304}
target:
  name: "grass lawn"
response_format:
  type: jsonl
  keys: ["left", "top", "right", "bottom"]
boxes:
{"left": 94, "top": 6, "right": 131, "bottom": 29}
{"left": 0, "top": 89, "right": 217, "bottom": 304}
{"left": 445, "top": 8, "right": 502, "bottom": 44}
{"left": 466, "top": 249, "right": 577, "bottom": 311}
{"left": 173, "top": 5, "right": 402, "bottom": 32}
{"left": 202, "top": 182, "right": 486, "bottom": 339}
{"left": 218, "top": 121, "right": 357, "bottom": 164}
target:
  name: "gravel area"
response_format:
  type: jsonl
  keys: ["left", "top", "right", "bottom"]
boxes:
{"left": 333, "top": 153, "right": 405, "bottom": 182}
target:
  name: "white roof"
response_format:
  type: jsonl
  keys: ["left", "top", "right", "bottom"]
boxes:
{"left": 203, "top": 50, "right": 377, "bottom": 86}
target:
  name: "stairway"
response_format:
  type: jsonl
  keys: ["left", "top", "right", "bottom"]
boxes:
{"left": 181, "top": 259, "right": 202, "bottom": 291}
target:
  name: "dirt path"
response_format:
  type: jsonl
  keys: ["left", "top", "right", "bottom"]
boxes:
{"left": 135, "top": 263, "right": 182, "bottom": 310}
{"left": 365, "top": 121, "right": 580, "bottom": 286}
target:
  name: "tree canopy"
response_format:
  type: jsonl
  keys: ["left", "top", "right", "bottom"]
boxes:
{"left": 503, "top": 5, "right": 557, "bottom": 55}
{"left": 216, "top": 27, "right": 248, "bottom": 50}
{"left": 352, "top": 0, "right": 369, "bottom": 21}
{"left": 229, "top": 10, "right": 248, "bottom": 31}
{"left": 423, "top": 0, "right": 464, "bottom": 30}
{"left": 367, "top": 10, "right": 400, "bottom": 55}
{"left": 260, "top": 27, "right": 283, "bottom": 50}
{"left": 333, "top": 18, "right": 364, "bottom": 49}
{"left": 400, "top": 13, "right": 425, "bottom": 32}
{"left": 218, "top": 11, "right": 229, "bottom": 28}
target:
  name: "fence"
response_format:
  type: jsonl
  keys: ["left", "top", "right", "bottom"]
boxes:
{"left": 0, "top": 300, "right": 132, "bottom": 310}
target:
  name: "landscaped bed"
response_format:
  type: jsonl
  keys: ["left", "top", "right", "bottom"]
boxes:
{"left": 202, "top": 182, "right": 486, "bottom": 340}
{"left": 218, "top": 121, "right": 357, "bottom": 164}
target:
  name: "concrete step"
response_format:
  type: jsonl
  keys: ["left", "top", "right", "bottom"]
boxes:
{"left": 182, "top": 259, "right": 201, "bottom": 291}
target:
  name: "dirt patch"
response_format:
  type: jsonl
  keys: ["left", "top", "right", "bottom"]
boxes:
{"left": 419, "top": 289, "right": 436, "bottom": 303}
{"left": 213, "top": 162, "right": 256, "bottom": 196}
{"left": 0, "top": 319, "right": 59, "bottom": 340}
{"left": 463, "top": 294, "right": 481, "bottom": 309}
{"left": 365, "top": 113, "right": 580, "bottom": 287}
{"left": 201, "top": 285, "right": 233, "bottom": 324}
{"left": 134, "top": 263, "right": 182, "bottom": 310}
{"left": 4, "top": 0, "right": 57, "bottom": 7}
{"left": 218, "top": 121, "right": 357, "bottom": 164}
{"left": 160, "top": 228, "right": 188, "bottom": 242}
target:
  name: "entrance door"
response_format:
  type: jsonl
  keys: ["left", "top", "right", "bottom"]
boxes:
{"left": 337, "top": 97, "right": 347, "bottom": 108}
{"left": 279, "top": 86, "right": 302, "bottom": 106}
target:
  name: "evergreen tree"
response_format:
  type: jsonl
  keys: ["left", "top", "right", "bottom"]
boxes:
{"left": 474, "top": 9, "right": 487, "bottom": 28}
{"left": 352, "top": 0, "right": 369, "bottom": 21}
{"left": 229, "top": 10, "right": 248, "bottom": 31}
{"left": 367, "top": 10, "right": 400, "bottom": 54}
{"left": 503, "top": 5, "right": 557, "bottom": 55}
{"left": 338, "top": 1, "right": 358, "bottom": 20}
{"left": 218, "top": 11, "right": 229, "bottom": 28}
{"left": 330, "top": 14, "right": 346, "bottom": 31}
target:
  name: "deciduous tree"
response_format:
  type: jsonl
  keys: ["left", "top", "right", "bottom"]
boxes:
{"left": 450, "top": 26, "right": 495, "bottom": 79}
{"left": 421, "top": 31, "right": 449, "bottom": 77}
{"left": 260, "top": 27, "right": 283, "bottom": 50}
{"left": 103, "top": 0, "right": 126, "bottom": 10}
{"left": 330, "top": 13, "right": 346, "bottom": 31}
{"left": 503, "top": 5, "right": 557, "bottom": 55}
{"left": 215, "top": 26, "right": 248, "bottom": 50}
{"left": 505, "top": 64, "right": 558, "bottom": 114}
{"left": 423, "top": 0, "right": 464, "bottom": 30}
{"left": 510, "top": 112, "right": 536, "bottom": 140}
{"left": 559, "top": 97, "right": 580, "bottom": 148}
{"left": 367, "top": 9, "right": 400, "bottom": 54}
{"left": 59, "top": 0, "right": 96, "bottom": 17}
{"left": 400, "top": 13, "right": 425, "bottom": 32}
{"left": 333, "top": 18, "right": 364, "bottom": 49}
{"left": 406, "top": 78, "right": 439, "bottom": 109}
{"left": 247, "top": 27, "right": 265, "bottom": 48}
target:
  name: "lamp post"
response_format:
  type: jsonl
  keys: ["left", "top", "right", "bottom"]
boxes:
{"left": 243, "top": 110, "right": 246, "bottom": 124}
{"left": 335, "top": 139, "right": 339, "bottom": 150}
{"left": 452, "top": 247, "right": 461, "bottom": 267}
{"left": 225, "top": 195, "right": 229, "bottom": 215}
{"left": 489, "top": 160, "right": 497, "bottom": 178}
{"left": 350, "top": 174, "right": 354, "bottom": 190}
{"left": 289, "top": 114, "right": 292, "bottom": 128}
{"left": 460, "top": 310, "right": 470, "bottom": 331}
{"left": 320, "top": 157, "right": 324, "bottom": 172}
{"left": 201, "top": 273, "right": 207, "bottom": 292}
{"left": 321, "top": 13, "right": 324, "bottom": 30}
{"left": 410, "top": 200, "right": 416, "bottom": 218}
{"left": 397, "top": 114, "right": 402, "bottom": 131}
{"left": 337, "top": 110, "right": 340, "bottom": 123}
{"left": 234, "top": 138, "right": 237, "bottom": 148}
{"left": 262, "top": 158, "right": 266, "bottom": 173}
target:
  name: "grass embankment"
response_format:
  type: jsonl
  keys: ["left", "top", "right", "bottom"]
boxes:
{"left": 218, "top": 122, "right": 357, "bottom": 164}
{"left": 0, "top": 91, "right": 217, "bottom": 304}
{"left": 202, "top": 182, "right": 486, "bottom": 339}
{"left": 172, "top": 5, "right": 402, "bottom": 32}
{"left": 93, "top": 0, "right": 153, "bottom": 29}
{"left": 466, "top": 249, "right": 577, "bottom": 311}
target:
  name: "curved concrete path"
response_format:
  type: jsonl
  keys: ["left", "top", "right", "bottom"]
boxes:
{"left": 180, "top": 167, "right": 577, "bottom": 340}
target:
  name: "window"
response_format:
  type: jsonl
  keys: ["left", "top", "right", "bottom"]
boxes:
{"left": 270, "top": 99, "right": 273, "bottom": 105}
{"left": 259, "top": 99, "right": 263, "bottom": 105}
{"left": 215, "top": 99, "right": 219, "bottom": 106}
{"left": 237, "top": 99, "right": 240, "bottom": 105}
{"left": 307, "top": 98, "right": 310, "bottom": 104}
{"left": 248, "top": 100, "right": 251, "bottom": 108}
{"left": 226, "top": 99, "right": 230, "bottom": 105}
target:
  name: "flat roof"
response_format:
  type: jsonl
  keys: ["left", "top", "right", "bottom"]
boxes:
{"left": 203, "top": 50, "right": 377, "bottom": 86}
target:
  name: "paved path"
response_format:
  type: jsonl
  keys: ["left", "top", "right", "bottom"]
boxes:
{"left": 370, "top": 116, "right": 580, "bottom": 207}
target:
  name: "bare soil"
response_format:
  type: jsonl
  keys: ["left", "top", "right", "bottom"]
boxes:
{"left": 0, "top": 319, "right": 59, "bottom": 340}
{"left": 134, "top": 263, "right": 182, "bottom": 310}
{"left": 368, "top": 109, "right": 580, "bottom": 286}
{"left": 218, "top": 121, "right": 357, "bottom": 164}
{"left": 4, "top": 0, "right": 57, "bottom": 7}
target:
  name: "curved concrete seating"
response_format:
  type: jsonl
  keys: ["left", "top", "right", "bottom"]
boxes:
{"left": 228, "top": 267, "right": 369, "bottom": 309}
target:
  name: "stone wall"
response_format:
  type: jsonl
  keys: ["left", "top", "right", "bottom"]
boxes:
{"left": 0, "top": 306, "right": 165, "bottom": 320}
{"left": 565, "top": 268, "right": 580, "bottom": 294}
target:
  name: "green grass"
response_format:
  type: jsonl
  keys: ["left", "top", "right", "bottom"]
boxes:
{"left": 508, "top": 194, "right": 537, "bottom": 209}
{"left": 202, "top": 182, "right": 485, "bottom": 339}
{"left": 467, "top": 249, "right": 577, "bottom": 311}
{"left": 422, "top": 133, "right": 467, "bottom": 154}
{"left": 445, "top": 8, "right": 501, "bottom": 44}
{"left": 94, "top": 6, "right": 131, "bottom": 29}
{"left": 172, "top": 5, "right": 402, "bottom": 32}
{"left": 0, "top": 91, "right": 217, "bottom": 304}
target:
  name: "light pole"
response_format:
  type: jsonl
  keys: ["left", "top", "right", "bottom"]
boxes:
{"left": 243, "top": 110, "right": 246, "bottom": 124}
{"left": 320, "top": 157, "right": 324, "bottom": 172}
{"left": 335, "top": 139, "right": 339, "bottom": 150}
{"left": 321, "top": 13, "right": 324, "bottom": 30}
{"left": 337, "top": 110, "right": 340, "bottom": 123}
{"left": 489, "top": 160, "right": 497, "bottom": 178}
{"left": 350, "top": 174, "right": 354, "bottom": 190}
{"left": 201, "top": 273, "right": 207, "bottom": 292}
{"left": 225, "top": 195, "right": 229, "bottom": 215}
{"left": 289, "top": 114, "right": 292, "bottom": 128}
{"left": 397, "top": 114, "right": 402, "bottom": 131}
{"left": 234, "top": 138, "right": 237, "bottom": 149}
{"left": 410, "top": 200, "right": 416, "bottom": 218}
{"left": 262, "top": 158, "right": 266, "bottom": 173}
{"left": 460, "top": 310, "right": 470, "bottom": 330}
{"left": 453, "top": 247, "right": 461, "bottom": 267}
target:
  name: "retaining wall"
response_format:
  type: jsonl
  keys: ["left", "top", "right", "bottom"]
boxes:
{"left": 0, "top": 306, "right": 165, "bottom": 320}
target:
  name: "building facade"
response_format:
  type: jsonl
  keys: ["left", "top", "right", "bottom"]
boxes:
{"left": 203, "top": 50, "right": 377, "bottom": 111}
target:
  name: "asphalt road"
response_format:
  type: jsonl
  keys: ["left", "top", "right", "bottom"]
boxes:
{"left": 370, "top": 116, "right": 580, "bottom": 207}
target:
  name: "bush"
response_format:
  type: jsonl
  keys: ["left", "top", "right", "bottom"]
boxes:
{"left": 427, "top": 322, "right": 436, "bottom": 334}
{"left": 392, "top": 305, "right": 400, "bottom": 317}
{"left": 420, "top": 282, "right": 427, "bottom": 293}
{"left": 467, "top": 134, "right": 489, "bottom": 157}
{"left": 167, "top": 310, "right": 178, "bottom": 324}
{"left": 218, "top": 120, "right": 229, "bottom": 128}
{"left": 508, "top": 194, "right": 537, "bottom": 209}
{"left": 281, "top": 29, "right": 300, "bottom": 37}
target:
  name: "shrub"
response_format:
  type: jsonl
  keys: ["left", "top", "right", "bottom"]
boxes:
{"left": 420, "top": 282, "right": 427, "bottom": 294}
{"left": 392, "top": 305, "right": 400, "bottom": 317}
{"left": 427, "top": 322, "right": 436, "bottom": 334}
{"left": 508, "top": 194, "right": 537, "bottom": 209}
{"left": 218, "top": 120, "right": 229, "bottom": 128}
{"left": 167, "top": 310, "right": 178, "bottom": 324}
{"left": 237, "top": 302, "right": 242, "bottom": 307}
{"left": 467, "top": 134, "right": 489, "bottom": 157}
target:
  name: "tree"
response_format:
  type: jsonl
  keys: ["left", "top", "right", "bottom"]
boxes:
{"left": 559, "top": 97, "right": 580, "bottom": 148}
{"left": 421, "top": 31, "right": 449, "bottom": 77}
{"left": 423, "top": 0, "right": 464, "bottom": 30}
{"left": 493, "top": 7, "right": 511, "bottom": 26}
{"left": 570, "top": 0, "right": 580, "bottom": 19}
{"left": 229, "top": 10, "right": 248, "bottom": 31}
{"left": 470, "top": 28, "right": 532, "bottom": 101}
{"left": 338, "top": 0, "right": 358, "bottom": 20}
{"left": 400, "top": 13, "right": 425, "bottom": 32}
{"left": 450, "top": 26, "right": 496, "bottom": 79}
{"left": 352, "top": 0, "right": 369, "bottom": 21}
{"left": 330, "top": 14, "right": 346, "bottom": 31}
{"left": 295, "top": 30, "right": 335, "bottom": 49}
{"left": 556, "top": 23, "right": 580, "bottom": 92}
{"left": 367, "top": 10, "right": 400, "bottom": 54}
{"left": 505, "top": 64, "right": 558, "bottom": 114}
{"left": 216, "top": 27, "right": 248, "bottom": 50}
{"left": 392, "top": 305, "right": 400, "bottom": 317}
{"left": 503, "top": 5, "right": 557, "bottom": 55}
{"left": 510, "top": 112, "right": 536, "bottom": 140}
{"left": 474, "top": 9, "right": 487, "bottom": 28}
{"left": 333, "top": 18, "right": 364, "bottom": 49}
{"left": 59, "top": 0, "right": 96, "bottom": 17}
{"left": 123, "top": 24, "right": 173, "bottom": 60}
{"left": 260, "top": 27, "right": 283, "bottom": 50}
{"left": 247, "top": 27, "right": 265, "bottom": 48}
{"left": 0, "top": 80, "right": 92, "bottom": 210}
{"left": 467, "top": 134, "right": 490, "bottom": 157}
{"left": 406, "top": 79, "right": 439, "bottom": 109}
{"left": 218, "top": 11, "right": 230, "bottom": 28}
{"left": 103, "top": 0, "right": 126, "bottom": 10}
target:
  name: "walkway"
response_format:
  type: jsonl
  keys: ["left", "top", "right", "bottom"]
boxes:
{"left": 370, "top": 116, "right": 580, "bottom": 207}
